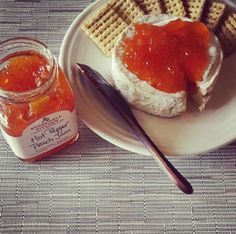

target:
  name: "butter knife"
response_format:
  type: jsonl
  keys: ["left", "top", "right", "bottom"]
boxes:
{"left": 77, "top": 63, "right": 193, "bottom": 194}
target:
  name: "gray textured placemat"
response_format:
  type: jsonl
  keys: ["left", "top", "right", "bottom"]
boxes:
{"left": 0, "top": 0, "right": 236, "bottom": 233}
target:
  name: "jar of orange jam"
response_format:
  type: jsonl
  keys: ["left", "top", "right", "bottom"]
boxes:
{"left": 0, "top": 38, "right": 79, "bottom": 162}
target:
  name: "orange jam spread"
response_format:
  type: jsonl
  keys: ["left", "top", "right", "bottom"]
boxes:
{"left": 0, "top": 52, "right": 74, "bottom": 137}
{"left": 121, "top": 19, "right": 210, "bottom": 93}
{"left": 0, "top": 52, "right": 50, "bottom": 92}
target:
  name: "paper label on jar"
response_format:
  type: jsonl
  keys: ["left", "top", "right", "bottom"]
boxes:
{"left": 1, "top": 109, "right": 78, "bottom": 159}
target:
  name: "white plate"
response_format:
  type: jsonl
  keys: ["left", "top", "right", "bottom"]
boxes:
{"left": 59, "top": 0, "right": 236, "bottom": 156}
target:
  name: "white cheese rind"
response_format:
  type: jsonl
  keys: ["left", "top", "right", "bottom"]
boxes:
{"left": 193, "top": 36, "right": 223, "bottom": 111}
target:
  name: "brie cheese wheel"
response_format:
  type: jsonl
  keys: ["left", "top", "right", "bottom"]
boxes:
{"left": 111, "top": 15, "right": 223, "bottom": 117}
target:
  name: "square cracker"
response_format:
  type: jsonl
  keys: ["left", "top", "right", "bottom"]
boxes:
{"left": 216, "top": 13, "right": 236, "bottom": 55}
{"left": 161, "top": 0, "right": 186, "bottom": 17}
{"left": 135, "top": 0, "right": 163, "bottom": 15}
{"left": 82, "top": 6, "right": 128, "bottom": 56}
{"left": 201, "top": 1, "right": 226, "bottom": 31}
{"left": 108, "top": 0, "right": 145, "bottom": 25}
{"left": 184, "top": 0, "right": 206, "bottom": 21}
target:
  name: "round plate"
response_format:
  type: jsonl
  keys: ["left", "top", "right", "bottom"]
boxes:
{"left": 59, "top": 0, "right": 236, "bottom": 156}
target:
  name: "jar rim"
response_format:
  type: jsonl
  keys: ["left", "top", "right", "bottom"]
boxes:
{"left": 0, "top": 37, "right": 56, "bottom": 102}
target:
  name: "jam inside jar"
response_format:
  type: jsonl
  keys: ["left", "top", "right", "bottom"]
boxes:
{"left": 0, "top": 38, "right": 79, "bottom": 162}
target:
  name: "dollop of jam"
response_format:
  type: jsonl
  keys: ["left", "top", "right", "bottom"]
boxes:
{"left": 121, "top": 19, "right": 210, "bottom": 93}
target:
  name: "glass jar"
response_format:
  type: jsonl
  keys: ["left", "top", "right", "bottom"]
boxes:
{"left": 0, "top": 38, "right": 79, "bottom": 162}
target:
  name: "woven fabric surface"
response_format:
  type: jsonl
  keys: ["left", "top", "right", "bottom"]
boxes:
{"left": 0, "top": 0, "right": 236, "bottom": 233}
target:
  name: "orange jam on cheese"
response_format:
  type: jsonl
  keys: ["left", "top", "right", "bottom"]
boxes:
{"left": 0, "top": 38, "right": 78, "bottom": 161}
{"left": 121, "top": 19, "right": 210, "bottom": 93}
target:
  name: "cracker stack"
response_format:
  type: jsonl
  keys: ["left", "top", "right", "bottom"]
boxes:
{"left": 135, "top": 0, "right": 163, "bottom": 15}
{"left": 216, "top": 13, "right": 236, "bottom": 55}
{"left": 161, "top": 0, "right": 186, "bottom": 17}
{"left": 184, "top": 0, "right": 206, "bottom": 21}
{"left": 201, "top": 1, "right": 226, "bottom": 31}
{"left": 82, "top": 6, "right": 128, "bottom": 56}
{"left": 82, "top": 0, "right": 236, "bottom": 57}
{"left": 108, "top": 0, "right": 145, "bottom": 25}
